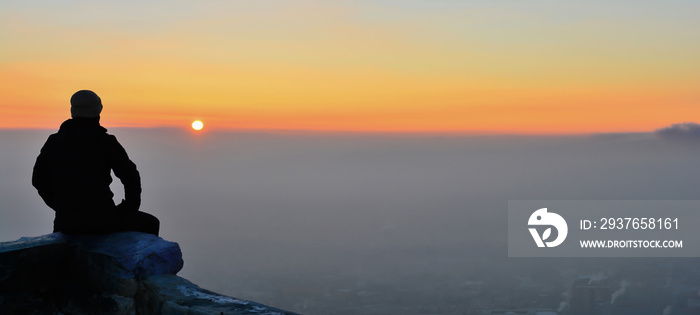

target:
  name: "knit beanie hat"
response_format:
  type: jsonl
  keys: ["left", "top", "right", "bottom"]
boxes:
{"left": 70, "top": 90, "right": 103, "bottom": 118}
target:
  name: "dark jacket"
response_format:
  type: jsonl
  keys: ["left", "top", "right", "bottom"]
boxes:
{"left": 32, "top": 118, "right": 141, "bottom": 233}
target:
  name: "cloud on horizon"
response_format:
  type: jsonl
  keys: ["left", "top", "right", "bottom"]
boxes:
{"left": 654, "top": 122, "right": 700, "bottom": 141}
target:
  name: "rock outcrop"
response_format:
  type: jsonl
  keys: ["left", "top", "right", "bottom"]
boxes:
{"left": 0, "top": 232, "right": 296, "bottom": 315}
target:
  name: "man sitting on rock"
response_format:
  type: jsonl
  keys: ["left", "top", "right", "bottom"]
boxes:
{"left": 32, "top": 90, "right": 160, "bottom": 236}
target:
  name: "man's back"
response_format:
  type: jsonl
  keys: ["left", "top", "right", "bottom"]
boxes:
{"left": 38, "top": 118, "right": 119, "bottom": 212}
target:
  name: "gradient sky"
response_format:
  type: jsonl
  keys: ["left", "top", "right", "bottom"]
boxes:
{"left": 1, "top": 0, "right": 698, "bottom": 133}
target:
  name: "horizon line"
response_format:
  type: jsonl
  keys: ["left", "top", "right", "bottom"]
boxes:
{"left": 0, "top": 125, "right": 659, "bottom": 137}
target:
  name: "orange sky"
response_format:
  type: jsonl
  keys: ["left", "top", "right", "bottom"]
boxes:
{"left": 1, "top": 1, "right": 698, "bottom": 133}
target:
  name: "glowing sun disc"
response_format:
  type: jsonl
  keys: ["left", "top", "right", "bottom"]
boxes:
{"left": 192, "top": 120, "right": 204, "bottom": 130}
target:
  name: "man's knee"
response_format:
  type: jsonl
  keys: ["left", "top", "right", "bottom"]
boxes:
{"left": 137, "top": 211, "right": 160, "bottom": 236}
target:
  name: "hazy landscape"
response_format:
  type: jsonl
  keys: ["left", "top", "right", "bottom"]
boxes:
{"left": 2, "top": 124, "right": 700, "bottom": 314}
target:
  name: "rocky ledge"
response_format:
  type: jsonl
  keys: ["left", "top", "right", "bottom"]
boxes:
{"left": 0, "top": 232, "right": 296, "bottom": 315}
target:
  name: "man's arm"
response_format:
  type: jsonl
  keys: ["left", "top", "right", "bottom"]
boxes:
{"left": 108, "top": 135, "right": 141, "bottom": 212}
{"left": 32, "top": 139, "right": 56, "bottom": 210}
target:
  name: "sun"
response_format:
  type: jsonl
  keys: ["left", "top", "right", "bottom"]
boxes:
{"left": 191, "top": 120, "right": 204, "bottom": 131}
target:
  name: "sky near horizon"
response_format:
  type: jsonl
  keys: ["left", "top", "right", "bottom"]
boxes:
{"left": 1, "top": 0, "right": 698, "bottom": 133}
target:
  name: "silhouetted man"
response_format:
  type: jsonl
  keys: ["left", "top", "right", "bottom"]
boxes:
{"left": 32, "top": 90, "right": 159, "bottom": 236}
